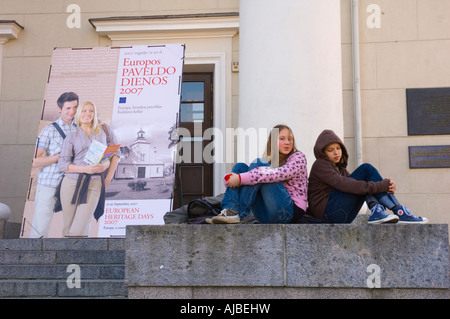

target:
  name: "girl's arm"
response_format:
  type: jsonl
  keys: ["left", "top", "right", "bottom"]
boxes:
{"left": 240, "top": 152, "right": 307, "bottom": 185}
{"left": 102, "top": 124, "right": 121, "bottom": 187}
{"left": 104, "top": 154, "right": 119, "bottom": 187}
{"left": 58, "top": 134, "right": 110, "bottom": 175}
{"left": 65, "top": 161, "right": 110, "bottom": 174}
{"left": 313, "top": 160, "right": 390, "bottom": 195}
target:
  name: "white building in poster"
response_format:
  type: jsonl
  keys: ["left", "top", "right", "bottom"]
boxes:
{"left": 116, "top": 128, "right": 164, "bottom": 179}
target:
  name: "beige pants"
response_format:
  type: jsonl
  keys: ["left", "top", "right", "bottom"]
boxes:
{"left": 60, "top": 176, "right": 102, "bottom": 237}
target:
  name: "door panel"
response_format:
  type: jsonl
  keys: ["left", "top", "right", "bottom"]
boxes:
{"left": 173, "top": 73, "right": 213, "bottom": 208}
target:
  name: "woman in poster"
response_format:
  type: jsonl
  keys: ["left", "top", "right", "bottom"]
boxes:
{"left": 57, "top": 101, "right": 120, "bottom": 237}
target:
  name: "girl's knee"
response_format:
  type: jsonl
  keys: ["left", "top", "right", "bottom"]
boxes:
{"left": 232, "top": 162, "right": 249, "bottom": 174}
{"left": 359, "top": 163, "right": 375, "bottom": 170}
{"left": 354, "top": 163, "right": 381, "bottom": 179}
{"left": 362, "top": 163, "right": 382, "bottom": 176}
{"left": 249, "top": 158, "right": 270, "bottom": 169}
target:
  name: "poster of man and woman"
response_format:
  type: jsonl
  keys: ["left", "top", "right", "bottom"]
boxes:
{"left": 20, "top": 44, "right": 185, "bottom": 238}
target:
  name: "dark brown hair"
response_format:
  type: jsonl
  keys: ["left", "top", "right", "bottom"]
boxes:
{"left": 57, "top": 92, "right": 79, "bottom": 109}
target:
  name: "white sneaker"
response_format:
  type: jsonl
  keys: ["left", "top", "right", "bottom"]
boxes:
{"left": 208, "top": 209, "right": 241, "bottom": 224}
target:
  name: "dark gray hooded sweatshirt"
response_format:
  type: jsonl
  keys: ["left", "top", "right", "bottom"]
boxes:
{"left": 307, "top": 130, "right": 390, "bottom": 219}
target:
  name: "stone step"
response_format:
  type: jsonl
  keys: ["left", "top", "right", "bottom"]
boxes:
{"left": 0, "top": 238, "right": 127, "bottom": 298}
{"left": 0, "top": 250, "right": 125, "bottom": 265}
{"left": 0, "top": 264, "right": 124, "bottom": 279}
{"left": 0, "top": 238, "right": 125, "bottom": 251}
{"left": 0, "top": 279, "right": 128, "bottom": 298}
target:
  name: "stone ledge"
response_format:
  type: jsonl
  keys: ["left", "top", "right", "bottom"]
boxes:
{"left": 286, "top": 224, "right": 449, "bottom": 288}
{"left": 127, "top": 286, "right": 449, "bottom": 299}
{"left": 125, "top": 224, "right": 449, "bottom": 291}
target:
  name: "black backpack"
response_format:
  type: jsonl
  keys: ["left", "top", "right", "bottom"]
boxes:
{"left": 187, "top": 198, "right": 222, "bottom": 224}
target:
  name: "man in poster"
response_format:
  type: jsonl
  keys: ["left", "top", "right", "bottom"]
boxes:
{"left": 29, "top": 92, "right": 78, "bottom": 238}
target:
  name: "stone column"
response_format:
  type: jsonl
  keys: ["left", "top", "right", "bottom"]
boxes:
{"left": 238, "top": 0, "right": 344, "bottom": 166}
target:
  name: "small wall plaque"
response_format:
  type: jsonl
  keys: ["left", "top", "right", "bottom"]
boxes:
{"left": 409, "top": 145, "right": 450, "bottom": 169}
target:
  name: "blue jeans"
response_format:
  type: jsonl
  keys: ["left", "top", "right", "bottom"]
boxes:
{"left": 323, "top": 163, "right": 400, "bottom": 224}
{"left": 221, "top": 158, "right": 293, "bottom": 224}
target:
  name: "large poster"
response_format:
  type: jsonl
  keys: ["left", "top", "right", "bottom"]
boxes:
{"left": 21, "top": 44, "right": 185, "bottom": 238}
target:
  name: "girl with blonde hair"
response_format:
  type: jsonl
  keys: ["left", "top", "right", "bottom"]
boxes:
{"left": 57, "top": 101, "right": 120, "bottom": 237}
{"left": 207, "top": 124, "right": 308, "bottom": 224}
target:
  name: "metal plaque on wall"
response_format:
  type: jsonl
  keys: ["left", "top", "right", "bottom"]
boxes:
{"left": 406, "top": 87, "right": 450, "bottom": 135}
{"left": 409, "top": 145, "right": 450, "bottom": 168}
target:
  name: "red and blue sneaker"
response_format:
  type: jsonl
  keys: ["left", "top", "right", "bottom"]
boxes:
{"left": 394, "top": 205, "right": 428, "bottom": 224}
{"left": 368, "top": 204, "right": 399, "bottom": 224}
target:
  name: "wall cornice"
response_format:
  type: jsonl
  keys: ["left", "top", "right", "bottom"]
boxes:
{"left": 89, "top": 13, "right": 239, "bottom": 40}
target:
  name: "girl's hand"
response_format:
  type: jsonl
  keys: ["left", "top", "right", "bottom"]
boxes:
{"left": 226, "top": 173, "right": 241, "bottom": 188}
{"left": 388, "top": 179, "right": 396, "bottom": 194}
{"left": 85, "top": 163, "right": 107, "bottom": 174}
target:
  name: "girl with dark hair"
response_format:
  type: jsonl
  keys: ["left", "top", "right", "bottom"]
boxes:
{"left": 308, "top": 129, "right": 428, "bottom": 224}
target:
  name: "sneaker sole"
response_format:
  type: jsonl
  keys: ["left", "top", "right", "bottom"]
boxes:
{"left": 212, "top": 220, "right": 242, "bottom": 225}
{"left": 397, "top": 219, "right": 428, "bottom": 224}
{"left": 368, "top": 215, "right": 399, "bottom": 225}
{"left": 211, "top": 218, "right": 242, "bottom": 224}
